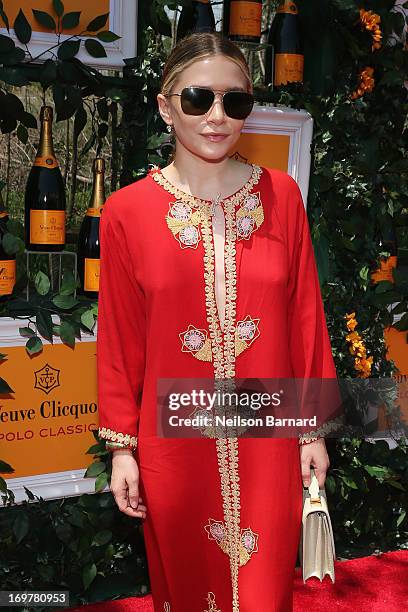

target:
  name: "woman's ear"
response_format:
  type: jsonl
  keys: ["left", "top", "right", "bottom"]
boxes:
{"left": 157, "top": 93, "right": 173, "bottom": 128}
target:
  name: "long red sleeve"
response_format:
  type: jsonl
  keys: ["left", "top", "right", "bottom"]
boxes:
{"left": 285, "top": 176, "right": 342, "bottom": 443}
{"left": 96, "top": 193, "right": 146, "bottom": 450}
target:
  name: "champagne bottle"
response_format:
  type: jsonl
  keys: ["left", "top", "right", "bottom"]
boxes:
{"left": 264, "top": 0, "right": 304, "bottom": 87}
{"left": 77, "top": 158, "right": 106, "bottom": 299}
{"left": 177, "top": 0, "right": 215, "bottom": 41}
{"left": 0, "top": 189, "right": 16, "bottom": 301}
{"left": 25, "top": 106, "right": 66, "bottom": 252}
{"left": 223, "top": 0, "right": 262, "bottom": 43}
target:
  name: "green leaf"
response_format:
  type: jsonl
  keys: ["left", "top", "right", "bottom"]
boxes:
{"left": 59, "top": 320, "right": 75, "bottom": 348}
{"left": 20, "top": 111, "right": 37, "bottom": 129}
{"left": 0, "top": 459, "right": 14, "bottom": 473}
{"left": 96, "top": 30, "right": 120, "bottom": 43}
{"left": 14, "top": 9, "right": 32, "bottom": 44}
{"left": 85, "top": 461, "right": 106, "bottom": 477}
{"left": 26, "top": 336, "right": 43, "bottom": 356}
{"left": 387, "top": 479, "right": 405, "bottom": 491}
{"left": 52, "top": 294, "right": 79, "bottom": 310}
{"left": 397, "top": 510, "right": 406, "bottom": 527}
{"left": 85, "top": 38, "right": 107, "bottom": 58}
{"left": 82, "top": 562, "right": 97, "bottom": 589}
{"left": 92, "top": 529, "right": 112, "bottom": 546}
{"left": 94, "top": 471, "right": 108, "bottom": 493}
{"left": 34, "top": 270, "right": 50, "bottom": 296}
{"left": 39, "top": 59, "right": 57, "bottom": 90}
{"left": 57, "top": 39, "right": 80, "bottom": 60}
{"left": 1, "top": 233, "right": 24, "bottom": 255}
{"left": 0, "top": 2, "right": 10, "bottom": 31}
{"left": 36, "top": 311, "right": 53, "bottom": 343}
{"left": 74, "top": 106, "right": 87, "bottom": 136}
{"left": 13, "top": 512, "right": 29, "bottom": 544}
{"left": 86, "top": 13, "right": 109, "bottom": 32}
{"left": 0, "top": 376, "right": 13, "bottom": 393}
{"left": 53, "top": 0, "right": 64, "bottom": 17}
{"left": 19, "top": 327, "right": 35, "bottom": 338}
{"left": 0, "top": 34, "right": 14, "bottom": 53}
{"left": 81, "top": 309, "right": 95, "bottom": 331}
{"left": 16, "top": 124, "right": 28, "bottom": 144}
{"left": 32, "top": 10, "right": 56, "bottom": 31}
{"left": 61, "top": 11, "right": 80, "bottom": 30}
{"left": 60, "top": 269, "right": 77, "bottom": 295}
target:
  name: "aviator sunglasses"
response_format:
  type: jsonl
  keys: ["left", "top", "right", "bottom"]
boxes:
{"left": 165, "top": 86, "right": 254, "bottom": 120}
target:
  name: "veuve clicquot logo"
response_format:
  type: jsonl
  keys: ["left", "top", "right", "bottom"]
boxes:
{"left": 24, "top": 105, "right": 66, "bottom": 252}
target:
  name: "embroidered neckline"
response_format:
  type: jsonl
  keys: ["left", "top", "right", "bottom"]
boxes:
{"left": 148, "top": 163, "right": 263, "bottom": 208}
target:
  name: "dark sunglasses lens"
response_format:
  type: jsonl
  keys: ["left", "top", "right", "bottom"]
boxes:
{"left": 223, "top": 92, "right": 254, "bottom": 119}
{"left": 181, "top": 87, "right": 214, "bottom": 115}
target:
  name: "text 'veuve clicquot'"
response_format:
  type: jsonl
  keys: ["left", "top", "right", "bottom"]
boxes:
{"left": 25, "top": 105, "right": 66, "bottom": 252}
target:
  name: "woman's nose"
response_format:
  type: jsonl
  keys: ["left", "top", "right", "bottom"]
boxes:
{"left": 206, "top": 96, "right": 226, "bottom": 123}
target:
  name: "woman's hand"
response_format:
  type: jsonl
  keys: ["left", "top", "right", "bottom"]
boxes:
{"left": 110, "top": 449, "right": 147, "bottom": 519}
{"left": 299, "top": 438, "right": 330, "bottom": 489}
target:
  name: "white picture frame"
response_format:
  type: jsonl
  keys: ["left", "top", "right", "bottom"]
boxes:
{"left": 242, "top": 104, "right": 314, "bottom": 208}
{"left": 0, "top": 0, "right": 138, "bottom": 69}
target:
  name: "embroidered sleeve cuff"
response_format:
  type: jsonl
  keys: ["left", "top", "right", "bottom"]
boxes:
{"left": 298, "top": 416, "right": 344, "bottom": 445}
{"left": 98, "top": 427, "right": 138, "bottom": 450}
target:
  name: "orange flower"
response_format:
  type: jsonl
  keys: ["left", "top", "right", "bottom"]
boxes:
{"left": 350, "top": 66, "right": 375, "bottom": 100}
{"left": 359, "top": 8, "right": 382, "bottom": 51}
{"left": 344, "top": 312, "right": 373, "bottom": 377}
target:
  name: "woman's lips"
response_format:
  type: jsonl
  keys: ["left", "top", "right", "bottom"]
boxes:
{"left": 202, "top": 133, "right": 228, "bottom": 142}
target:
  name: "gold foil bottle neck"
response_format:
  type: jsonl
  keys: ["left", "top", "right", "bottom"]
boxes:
{"left": 89, "top": 157, "right": 106, "bottom": 209}
{"left": 40, "top": 105, "right": 54, "bottom": 122}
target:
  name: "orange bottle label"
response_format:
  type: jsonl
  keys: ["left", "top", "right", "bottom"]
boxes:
{"left": 86, "top": 206, "right": 104, "bottom": 217}
{"left": 230, "top": 1, "right": 262, "bottom": 37}
{"left": 0, "top": 259, "right": 16, "bottom": 295}
{"left": 84, "top": 258, "right": 100, "bottom": 292}
{"left": 371, "top": 255, "right": 397, "bottom": 283}
{"left": 33, "top": 155, "right": 59, "bottom": 169}
{"left": 277, "top": 1, "right": 298, "bottom": 14}
{"left": 274, "top": 53, "right": 304, "bottom": 85}
{"left": 30, "top": 210, "right": 65, "bottom": 245}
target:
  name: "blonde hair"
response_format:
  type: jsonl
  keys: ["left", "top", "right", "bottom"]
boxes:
{"left": 161, "top": 32, "right": 253, "bottom": 96}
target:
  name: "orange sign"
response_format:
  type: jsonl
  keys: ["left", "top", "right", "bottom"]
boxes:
{"left": 0, "top": 341, "right": 98, "bottom": 478}
{"left": 229, "top": 132, "right": 290, "bottom": 171}
{"left": 3, "top": 0, "right": 110, "bottom": 35}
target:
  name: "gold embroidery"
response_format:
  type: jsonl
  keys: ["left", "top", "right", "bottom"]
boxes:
{"left": 235, "top": 315, "right": 260, "bottom": 356}
{"left": 163, "top": 603, "right": 171, "bottom": 612}
{"left": 205, "top": 518, "right": 259, "bottom": 566}
{"left": 179, "top": 325, "right": 212, "bottom": 361}
{"left": 236, "top": 191, "right": 264, "bottom": 240}
{"left": 204, "top": 591, "right": 221, "bottom": 612}
{"left": 165, "top": 201, "right": 202, "bottom": 248}
{"left": 98, "top": 427, "right": 138, "bottom": 449}
{"left": 298, "top": 415, "right": 344, "bottom": 444}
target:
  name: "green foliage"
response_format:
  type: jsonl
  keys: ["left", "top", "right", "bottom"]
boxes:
{"left": 0, "top": 438, "right": 149, "bottom": 611}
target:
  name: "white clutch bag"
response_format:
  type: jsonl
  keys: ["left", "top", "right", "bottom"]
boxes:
{"left": 299, "top": 467, "right": 336, "bottom": 583}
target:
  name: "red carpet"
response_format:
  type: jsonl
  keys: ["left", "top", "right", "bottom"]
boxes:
{"left": 65, "top": 550, "right": 408, "bottom": 611}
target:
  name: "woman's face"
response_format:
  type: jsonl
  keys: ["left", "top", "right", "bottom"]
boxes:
{"left": 157, "top": 54, "right": 250, "bottom": 163}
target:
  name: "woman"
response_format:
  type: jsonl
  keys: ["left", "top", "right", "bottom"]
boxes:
{"left": 97, "top": 32, "right": 338, "bottom": 612}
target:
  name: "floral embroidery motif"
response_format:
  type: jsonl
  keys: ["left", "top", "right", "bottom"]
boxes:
{"left": 179, "top": 315, "right": 260, "bottom": 362}
{"left": 165, "top": 201, "right": 202, "bottom": 248}
{"left": 235, "top": 315, "right": 260, "bottom": 356}
{"left": 179, "top": 325, "right": 212, "bottom": 361}
{"left": 163, "top": 603, "right": 171, "bottom": 612}
{"left": 98, "top": 427, "right": 138, "bottom": 449}
{"left": 204, "top": 591, "right": 222, "bottom": 612}
{"left": 236, "top": 191, "right": 264, "bottom": 240}
{"left": 204, "top": 518, "right": 259, "bottom": 566}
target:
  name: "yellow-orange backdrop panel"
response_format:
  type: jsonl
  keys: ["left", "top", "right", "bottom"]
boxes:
{"left": 0, "top": 342, "right": 98, "bottom": 478}
{"left": 3, "top": 0, "right": 110, "bottom": 34}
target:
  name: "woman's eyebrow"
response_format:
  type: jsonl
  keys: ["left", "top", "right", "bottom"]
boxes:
{"left": 188, "top": 85, "right": 247, "bottom": 91}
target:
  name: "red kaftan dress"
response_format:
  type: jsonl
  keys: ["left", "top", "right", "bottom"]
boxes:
{"left": 96, "top": 163, "right": 338, "bottom": 612}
